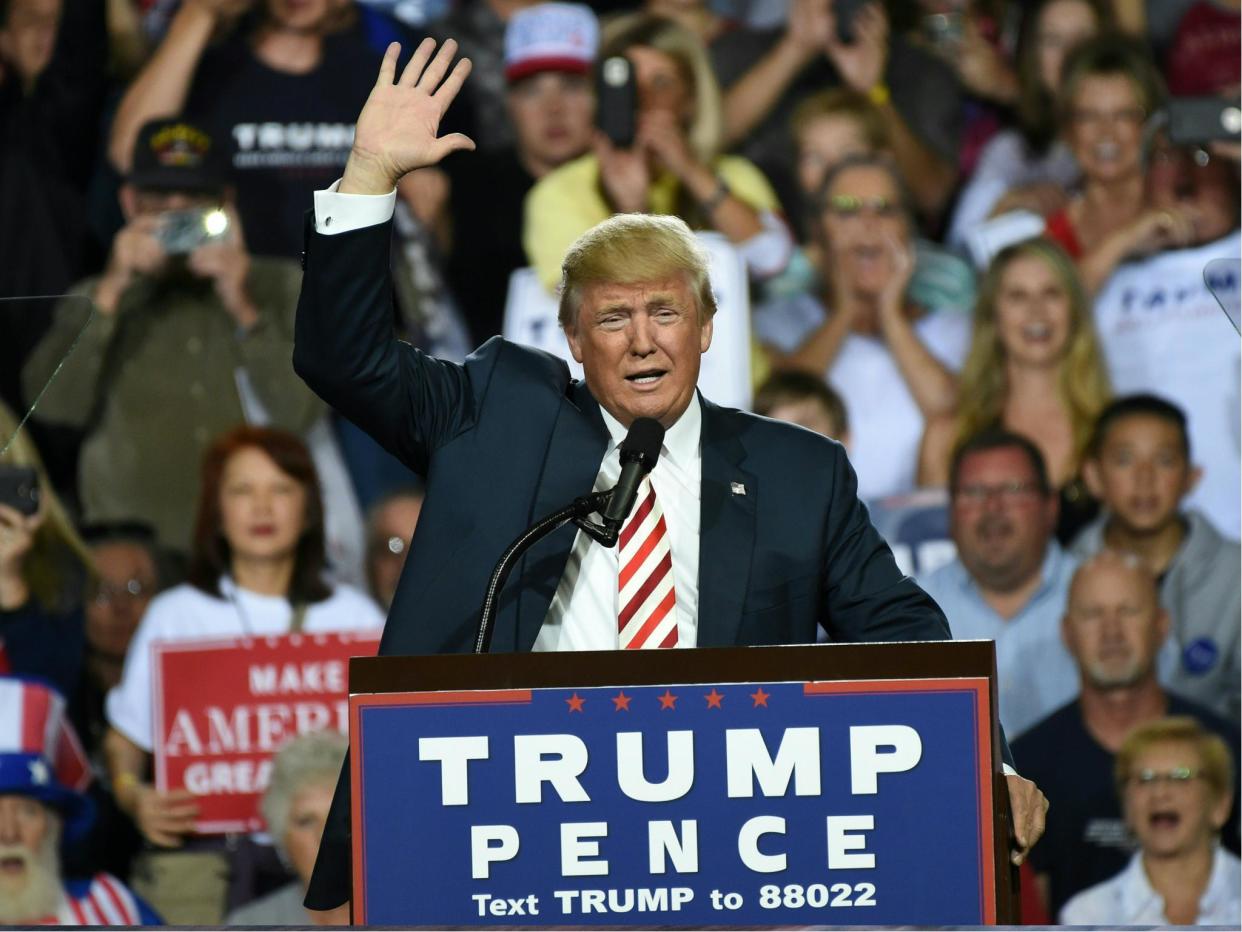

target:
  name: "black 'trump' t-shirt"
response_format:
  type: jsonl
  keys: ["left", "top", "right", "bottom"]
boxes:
{"left": 185, "top": 22, "right": 380, "bottom": 259}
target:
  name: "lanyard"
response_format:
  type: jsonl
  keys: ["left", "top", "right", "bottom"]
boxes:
{"left": 228, "top": 585, "right": 307, "bottom": 636}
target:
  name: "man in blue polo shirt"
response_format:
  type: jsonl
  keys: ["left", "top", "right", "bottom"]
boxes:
{"left": 920, "top": 429, "right": 1080, "bottom": 737}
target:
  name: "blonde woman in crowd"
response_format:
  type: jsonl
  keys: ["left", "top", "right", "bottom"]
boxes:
{"left": 919, "top": 237, "right": 1109, "bottom": 540}
{"left": 0, "top": 401, "right": 92, "bottom": 697}
{"left": 1061, "top": 717, "right": 1239, "bottom": 924}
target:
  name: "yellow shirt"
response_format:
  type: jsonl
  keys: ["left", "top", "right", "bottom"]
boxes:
{"left": 522, "top": 153, "right": 782, "bottom": 290}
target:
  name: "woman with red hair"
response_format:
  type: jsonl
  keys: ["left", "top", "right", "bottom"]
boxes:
{"left": 100, "top": 426, "right": 383, "bottom": 924}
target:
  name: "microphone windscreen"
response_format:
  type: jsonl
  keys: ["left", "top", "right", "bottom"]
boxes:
{"left": 619, "top": 417, "right": 665, "bottom": 465}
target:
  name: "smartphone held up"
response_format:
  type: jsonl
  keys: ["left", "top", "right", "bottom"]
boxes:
{"left": 596, "top": 55, "right": 637, "bottom": 148}
{"left": 156, "top": 207, "right": 230, "bottom": 255}
{"left": 0, "top": 466, "right": 39, "bottom": 518}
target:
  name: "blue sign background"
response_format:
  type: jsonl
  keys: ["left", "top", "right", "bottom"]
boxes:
{"left": 355, "top": 680, "right": 992, "bottom": 925}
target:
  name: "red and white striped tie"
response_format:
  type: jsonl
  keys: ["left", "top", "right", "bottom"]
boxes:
{"left": 617, "top": 476, "right": 678, "bottom": 649}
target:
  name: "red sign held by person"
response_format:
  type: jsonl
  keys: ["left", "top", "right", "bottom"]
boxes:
{"left": 151, "top": 631, "right": 379, "bottom": 833}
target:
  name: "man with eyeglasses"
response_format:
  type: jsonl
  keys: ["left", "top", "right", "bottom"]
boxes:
{"left": 1060, "top": 717, "right": 1239, "bottom": 924}
{"left": 53, "top": 524, "right": 163, "bottom": 884}
{"left": 919, "top": 428, "right": 1080, "bottom": 737}
{"left": 1013, "top": 550, "right": 1239, "bottom": 919}
{"left": 74, "top": 523, "right": 163, "bottom": 756}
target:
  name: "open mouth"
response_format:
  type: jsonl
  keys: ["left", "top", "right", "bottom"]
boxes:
{"left": 1149, "top": 810, "right": 1182, "bottom": 830}
{"left": 625, "top": 369, "right": 667, "bottom": 387}
{"left": 1021, "top": 322, "right": 1053, "bottom": 341}
{"left": 0, "top": 856, "right": 28, "bottom": 874}
{"left": 1092, "top": 141, "right": 1121, "bottom": 162}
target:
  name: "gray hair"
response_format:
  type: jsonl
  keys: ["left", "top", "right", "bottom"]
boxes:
{"left": 261, "top": 730, "right": 347, "bottom": 856}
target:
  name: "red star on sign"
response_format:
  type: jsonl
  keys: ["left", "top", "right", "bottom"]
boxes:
{"left": 612, "top": 691, "right": 632, "bottom": 711}
{"left": 750, "top": 687, "right": 770, "bottom": 707}
{"left": 565, "top": 693, "right": 585, "bottom": 713}
{"left": 705, "top": 689, "right": 724, "bottom": 709}
{"left": 658, "top": 690, "right": 678, "bottom": 710}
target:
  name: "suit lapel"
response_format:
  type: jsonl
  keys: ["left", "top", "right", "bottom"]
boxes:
{"left": 696, "top": 398, "right": 756, "bottom": 647}
{"left": 511, "top": 380, "right": 609, "bottom": 652}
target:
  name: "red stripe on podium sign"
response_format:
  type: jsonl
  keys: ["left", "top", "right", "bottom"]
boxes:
{"left": 803, "top": 676, "right": 996, "bottom": 923}
{"left": 151, "top": 632, "right": 380, "bottom": 834}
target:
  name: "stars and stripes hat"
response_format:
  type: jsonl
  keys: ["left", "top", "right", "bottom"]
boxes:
{"left": 503, "top": 3, "right": 598, "bottom": 83}
{"left": 0, "top": 677, "right": 94, "bottom": 841}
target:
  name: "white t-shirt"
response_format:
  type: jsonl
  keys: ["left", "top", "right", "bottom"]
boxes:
{"left": 754, "top": 293, "right": 971, "bottom": 498}
{"left": 106, "top": 578, "right": 385, "bottom": 751}
{"left": 1092, "top": 233, "right": 1242, "bottom": 539}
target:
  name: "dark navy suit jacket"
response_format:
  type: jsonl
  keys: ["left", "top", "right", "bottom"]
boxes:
{"left": 293, "top": 215, "right": 956, "bottom": 908}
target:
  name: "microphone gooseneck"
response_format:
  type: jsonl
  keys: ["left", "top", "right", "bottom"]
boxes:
{"left": 473, "top": 417, "right": 666, "bottom": 654}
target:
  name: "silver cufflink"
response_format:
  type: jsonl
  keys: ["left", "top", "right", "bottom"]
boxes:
{"left": 731, "top": 481, "right": 747, "bottom": 496}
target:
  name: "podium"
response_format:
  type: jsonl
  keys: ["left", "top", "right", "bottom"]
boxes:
{"left": 347, "top": 640, "right": 1018, "bottom": 925}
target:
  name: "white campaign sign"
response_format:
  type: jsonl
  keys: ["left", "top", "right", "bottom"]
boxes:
{"left": 503, "top": 233, "right": 753, "bottom": 411}
{"left": 1093, "top": 234, "right": 1241, "bottom": 539}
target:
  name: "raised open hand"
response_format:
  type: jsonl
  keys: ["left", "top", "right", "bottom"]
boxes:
{"left": 341, "top": 39, "right": 475, "bottom": 195}
{"left": 823, "top": 1, "right": 888, "bottom": 94}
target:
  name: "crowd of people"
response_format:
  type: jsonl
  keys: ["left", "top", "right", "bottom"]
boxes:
{"left": 0, "top": 0, "right": 1239, "bottom": 924}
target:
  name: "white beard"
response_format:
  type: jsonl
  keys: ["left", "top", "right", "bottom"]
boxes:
{"left": 0, "top": 824, "right": 64, "bottom": 923}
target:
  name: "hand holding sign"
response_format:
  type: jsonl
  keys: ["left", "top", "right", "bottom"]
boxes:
{"left": 131, "top": 784, "right": 200, "bottom": 848}
{"left": 341, "top": 39, "right": 475, "bottom": 196}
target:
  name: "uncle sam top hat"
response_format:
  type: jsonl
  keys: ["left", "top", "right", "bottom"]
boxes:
{"left": 0, "top": 677, "right": 94, "bottom": 842}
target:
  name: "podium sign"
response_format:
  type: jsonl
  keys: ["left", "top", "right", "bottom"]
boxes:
{"left": 349, "top": 644, "right": 1006, "bottom": 925}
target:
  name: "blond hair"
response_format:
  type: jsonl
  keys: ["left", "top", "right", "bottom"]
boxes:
{"left": 558, "top": 213, "right": 716, "bottom": 330}
{"left": 599, "top": 13, "right": 723, "bottom": 163}
{"left": 0, "top": 402, "right": 91, "bottom": 612}
{"left": 953, "top": 238, "right": 1111, "bottom": 468}
{"left": 1115, "top": 717, "right": 1233, "bottom": 804}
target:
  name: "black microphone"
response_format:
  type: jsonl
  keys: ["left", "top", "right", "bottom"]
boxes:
{"left": 601, "top": 417, "right": 665, "bottom": 535}
{"left": 473, "top": 417, "right": 664, "bottom": 652}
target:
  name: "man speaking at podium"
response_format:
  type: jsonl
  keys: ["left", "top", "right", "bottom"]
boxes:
{"left": 293, "top": 38, "right": 1048, "bottom": 912}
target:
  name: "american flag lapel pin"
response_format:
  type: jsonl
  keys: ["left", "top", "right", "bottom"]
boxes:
{"left": 730, "top": 481, "right": 747, "bottom": 496}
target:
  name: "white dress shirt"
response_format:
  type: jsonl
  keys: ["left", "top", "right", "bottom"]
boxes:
{"left": 313, "top": 178, "right": 706, "bottom": 651}
{"left": 534, "top": 398, "right": 702, "bottom": 651}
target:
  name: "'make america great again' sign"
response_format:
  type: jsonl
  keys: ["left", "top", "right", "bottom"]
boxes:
{"left": 351, "top": 678, "right": 996, "bottom": 925}
{"left": 152, "top": 632, "right": 379, "bottom": 833}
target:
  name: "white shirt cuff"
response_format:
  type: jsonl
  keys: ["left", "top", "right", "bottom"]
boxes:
{"left": 313, "top": 178, "right": 397, "bottom": 235}
{"left": 1002, "top": 763, "right": 1017, "bottom": 776}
